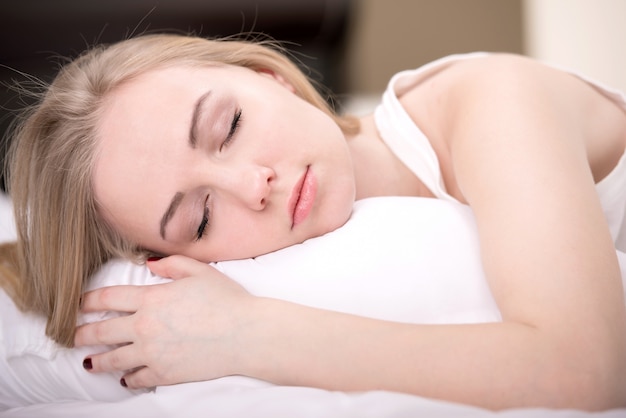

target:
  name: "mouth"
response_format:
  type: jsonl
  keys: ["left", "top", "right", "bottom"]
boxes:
{"left": 289, "top": 165, "right": 317, "bottom": 228}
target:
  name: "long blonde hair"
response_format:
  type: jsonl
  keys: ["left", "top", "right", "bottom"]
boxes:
{"left": 1, "top": 33, "right": 359, "bottom": 347}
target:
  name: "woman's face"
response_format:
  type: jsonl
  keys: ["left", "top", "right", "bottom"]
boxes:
{"left": 93, "top": 64, "right": 356, "bottom": 262}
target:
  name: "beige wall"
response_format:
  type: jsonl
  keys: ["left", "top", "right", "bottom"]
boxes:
{"left": 342, "top": 0, "right": 626, "bottom": 96}
{"left": 523, "top": 0, "right": 626, "bottom": 92}
{"left": 342, "top": 0, "right": 523, "bottom": 94}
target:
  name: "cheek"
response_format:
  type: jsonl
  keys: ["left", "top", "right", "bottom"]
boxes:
{"left": 325, "top": 175, "right": 355, "bottom": 226}
{"left": 207, "top": 207, "right": 276, "bottom": 257}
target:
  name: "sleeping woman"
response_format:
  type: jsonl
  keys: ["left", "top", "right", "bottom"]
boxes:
{"left": 2, "top": 33, "right": 626, "bottom": 410}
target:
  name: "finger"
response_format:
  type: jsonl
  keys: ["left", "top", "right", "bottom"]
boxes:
{"left": 121, "top": 366, "right": 163, "bottom": 389}
{"left": 75, "top": 315, "right": 135, "bottom": 346}
{"left": 81, "top": 285, "right": 145, "bottom": 313}
{"left": 84, "top": 343, "right": 145, "bottom": 374}
{"left": 147, "top": 254, "right": 213, "bottom": 280}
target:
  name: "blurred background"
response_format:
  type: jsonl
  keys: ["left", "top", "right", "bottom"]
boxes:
{"left": 1, "top": 0, "right": 625, "bottom": 188}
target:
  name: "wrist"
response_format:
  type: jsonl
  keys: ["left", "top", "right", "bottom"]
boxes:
{"left": 235, "top": 296, "right": 304, "bottom": 382}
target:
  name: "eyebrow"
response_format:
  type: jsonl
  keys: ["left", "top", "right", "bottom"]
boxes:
{"left": 189, "top": 90, "right": 212, "bottom": 148}
{"left": 160, "top": 192, "right": 185, "bottom": 240}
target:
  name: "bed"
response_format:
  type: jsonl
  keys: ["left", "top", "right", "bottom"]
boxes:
{"left": 1, "top": 193, "right": 625, "bottom": 417}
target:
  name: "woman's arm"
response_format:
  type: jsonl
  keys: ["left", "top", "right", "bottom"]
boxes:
{"left": 422, "top": 54, "right": 626, "bottom": 406}
{"left": 76, "top": 55, "right": 626, "bottom": 410}
{"left": 78, "top": 252, "right": 624, "bottom": 410}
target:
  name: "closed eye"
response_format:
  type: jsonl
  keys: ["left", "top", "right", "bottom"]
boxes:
{"left": 196, "top": 206, "right": 209, "bottom": 241}
{"left": 220, "top": 108, "right": 242, "bottom": 151}
{"left": 196, "top": 199, "right": 210, "bottom": 241}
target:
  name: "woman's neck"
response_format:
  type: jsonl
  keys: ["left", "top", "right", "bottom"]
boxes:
{"left": 348, "top": 115, "right": 435, "bottom": 200}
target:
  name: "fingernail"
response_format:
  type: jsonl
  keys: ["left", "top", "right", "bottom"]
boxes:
{"left": 147, "top": 257, "right": 162, "bottom": 262}
{"left": 120, "top": 377, "right": 127, "bottom": 387}
{"left": 82, "top": 357, "right": 93, "bottom": 370}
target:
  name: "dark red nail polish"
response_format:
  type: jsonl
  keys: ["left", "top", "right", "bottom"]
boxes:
{"left": 120, "top": 378, "right": 127, "bottom": 387}
{"left": 82, "top": 357, "right": 93, "bottom": 370}
{"left": 147, "top": 256, "right": 162, "bottom": 262}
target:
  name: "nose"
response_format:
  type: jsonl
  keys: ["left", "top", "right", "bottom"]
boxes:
{"left": 229, "top": 165, "right": 275, "bottom": 210}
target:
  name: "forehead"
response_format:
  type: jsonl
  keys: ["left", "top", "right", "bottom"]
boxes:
{"left": 97, "top": 64, "right": 259, "bottom": 139}
{"left": 92, "top": 67, "right": 208, "bottom": 239}
{"left": 111, "top": 65, "right": 216, "bottom": 105}
{"left": 105, "top": 63, "right": 255, "bottom": 108}
{"left": 96, "top": 68, "right": 196, "bottom": 160}
{"left": 95, "top": 64, "right": 255, "bottom": 163}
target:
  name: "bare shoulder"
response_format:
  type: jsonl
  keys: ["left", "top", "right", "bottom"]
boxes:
{"left": 440, "top": 53, "right": 564, "bottom": 84}
{"left": 401, "top": 52, "right": 626, "bottom": 199}
{"left": 438, "top": 53, "right": 591, "bottom": 111}
{"left": 437, "top": 52, "right": 625, "bottom": 119}
{"left": 443, "top": 53, "right": 626, "bottom": 182}
{"left": 399, "top": 53, "right": 585, "bottom": 201}
{"left": 400, "top": 52, "right": 584, "bottom": 144}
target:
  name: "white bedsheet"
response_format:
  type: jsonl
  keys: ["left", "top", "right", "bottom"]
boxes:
{"left": 3, "top": 378, "right": 626, "bottom": 418}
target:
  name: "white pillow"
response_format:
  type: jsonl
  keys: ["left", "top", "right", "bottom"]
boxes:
{"left": 0, "top": 196, "right": 500, "bottom": 409}
{"left": 216, "top": 197, "right": 500, "bottom": 324}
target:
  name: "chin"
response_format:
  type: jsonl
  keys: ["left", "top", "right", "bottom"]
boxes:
{"left": 320, "top": 201, "right": 354, "bottom": 236}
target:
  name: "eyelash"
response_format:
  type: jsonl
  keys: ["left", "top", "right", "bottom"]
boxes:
{"left": 196, "top": 205, "right": 209, "bottom": 241}
{"left": 196, "top": 109, "right": 242, "bottom": 241}
{"left": 220, "top": 108, "right": 242, "bottom": 151}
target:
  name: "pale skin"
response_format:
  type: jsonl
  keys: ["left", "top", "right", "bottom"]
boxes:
{"left": 76, "top": 54, "right": 626, "bottom": 410}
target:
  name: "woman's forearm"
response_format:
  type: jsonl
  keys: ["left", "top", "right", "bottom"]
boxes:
{"left": 245, "top": 296, "right": 625, "bottom": 411}
{"left": 76, "top": 256, "right": 626, "bottom": 410}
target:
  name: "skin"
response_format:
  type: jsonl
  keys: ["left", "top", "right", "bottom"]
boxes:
{"left": 79, "top": 54, "right": 626, "bottom": 410}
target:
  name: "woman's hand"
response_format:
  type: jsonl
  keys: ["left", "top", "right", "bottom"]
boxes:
{"left": 74, "top": 255, "right": 259, "bottom": 389}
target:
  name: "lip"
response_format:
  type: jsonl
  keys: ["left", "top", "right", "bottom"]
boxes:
{"left": 289, "top": 165, "right": 317, "bottom": 228}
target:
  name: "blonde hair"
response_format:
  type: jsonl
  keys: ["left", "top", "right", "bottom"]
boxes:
{"left": 1, "top": 33, "right": 360, "bottom": 347}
